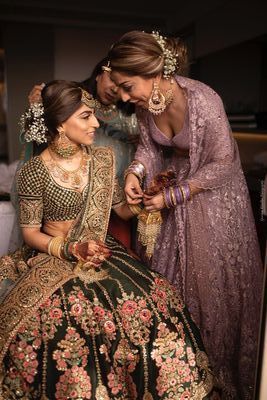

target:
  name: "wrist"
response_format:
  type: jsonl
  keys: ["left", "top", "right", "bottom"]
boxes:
{"left": 128, "top": 203, "right": 143, "bottom": 216}
{"left": 62, "top": 240, "right": 77, "bottom": 261}
{"left": 47, "top": 236, "right": 64, "bottom": 259}
{"left": 162, "top": 182, "right": 192, "bottom": 209}
{"left": 124, "top": 160, "right": 146, "bottom": 185}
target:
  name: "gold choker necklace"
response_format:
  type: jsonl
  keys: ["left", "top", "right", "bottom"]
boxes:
{"left": 49, "top": 141, "right": 81, "bottom": 159}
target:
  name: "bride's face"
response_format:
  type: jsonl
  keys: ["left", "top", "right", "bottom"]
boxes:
{"left": 60, "top": 104, "right": 100, "bottom": 146}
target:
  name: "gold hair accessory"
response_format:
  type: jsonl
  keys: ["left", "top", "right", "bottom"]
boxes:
{"left": 79, "top": 88, "right": 96, "bottom": 109}
{"left": 101, "top": 60, "right": 112, "bottom": 73}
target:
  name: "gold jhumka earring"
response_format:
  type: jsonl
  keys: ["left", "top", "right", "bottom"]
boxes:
{"left": 148, "top": 81, "right": 173, "bottom": 115}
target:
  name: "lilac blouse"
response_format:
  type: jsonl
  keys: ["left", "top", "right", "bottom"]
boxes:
{"left": 149, "top": 107, "right": 189, "bottom": 150}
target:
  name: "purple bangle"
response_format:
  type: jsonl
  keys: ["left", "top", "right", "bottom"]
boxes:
{"left": 174, "top": 185, "right": 183, "bottom": 204}
{"left": 181, "top": 182, "right": 191, "bottom": 201}
{"left": 165, "top": 187, "right": 173, "bottom": 208}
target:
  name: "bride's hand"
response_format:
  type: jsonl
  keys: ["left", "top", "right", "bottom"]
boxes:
{"left": 71, "top": 239, "right": 111, "bottom": 265}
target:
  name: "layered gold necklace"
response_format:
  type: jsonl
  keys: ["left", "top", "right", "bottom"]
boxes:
{"left": 47, "top": 146, "right": 90, "bottom": 190}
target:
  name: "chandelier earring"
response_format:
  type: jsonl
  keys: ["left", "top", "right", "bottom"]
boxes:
{"left": 148, "top": 81, "right": 167, "bottom": 115}
{"left": 50, "top": 129, "right": 81, "bottom": 158}
{"left": 58, "top": 130, "right": 69, "bottom": 146}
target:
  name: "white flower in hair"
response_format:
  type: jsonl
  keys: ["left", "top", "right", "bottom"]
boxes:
{"left": 151, "top": 31, "right": 178, "bottom": 79}
{"left": 19, "top": 102, "right": 48, "bottom": 144}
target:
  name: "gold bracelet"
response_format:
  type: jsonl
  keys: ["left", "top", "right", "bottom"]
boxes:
{"left": 128, "top": 204, "right": 143, "bottom": 216}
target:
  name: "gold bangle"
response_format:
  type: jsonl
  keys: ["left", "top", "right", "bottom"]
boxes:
{"left": 47, "top": 236, "right": 64, "bottom": 259}
{"left": 170, "top": 186, "right": 177, "bottom": 206}
{"left": 179, "top": 185, "right": 186, "bottom": 203}
{"left": 128, "top": 204, "right": 142, "bottom": 216}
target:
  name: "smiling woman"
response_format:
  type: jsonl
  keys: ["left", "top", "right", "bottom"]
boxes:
{"left": 0, "top": 79, "right": 215, "bottom": 399}
{"left": 108, "top": 30, "right": 264, "bottom": 399}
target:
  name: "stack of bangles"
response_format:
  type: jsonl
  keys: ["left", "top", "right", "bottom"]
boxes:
{"left": 123, "top": 160, "right": 146, "bottom": 185}
{"left": 47, "top": 236, "right": 78, "bottom": 262}
{"left": 162, "top": 182, "right": 191, "bottom": 208}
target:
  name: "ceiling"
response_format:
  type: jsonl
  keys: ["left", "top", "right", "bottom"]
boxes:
{"left": 0, "top": 0, "right": 229, "bottom": 32}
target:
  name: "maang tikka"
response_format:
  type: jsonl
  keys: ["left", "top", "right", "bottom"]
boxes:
{"left": 148, "top": 81, "right": 173, "bottom": 115}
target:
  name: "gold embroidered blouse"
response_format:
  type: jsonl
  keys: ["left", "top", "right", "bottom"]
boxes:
{"left": 17, "top": 154, "right": 125, "bottom": 228}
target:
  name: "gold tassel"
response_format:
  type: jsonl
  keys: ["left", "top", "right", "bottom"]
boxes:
{"left": 95, "top": 383, "right": 110, "bottom": 399}
{"left": 137, "top": 209, "right": 162, "bottom": 259}
{"left": 143, "top": 392, "right": 154, "bottom": 400}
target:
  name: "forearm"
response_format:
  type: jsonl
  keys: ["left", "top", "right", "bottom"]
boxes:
{"left": 113, "top": 203, "right": 137, "bottom": 220}
{"left": 22, "top": 228, "right": 53, "bottom": 253}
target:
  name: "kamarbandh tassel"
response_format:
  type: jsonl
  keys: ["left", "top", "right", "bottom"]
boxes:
{"left": 137, "top": 209, "right": 162, "bottom": 259}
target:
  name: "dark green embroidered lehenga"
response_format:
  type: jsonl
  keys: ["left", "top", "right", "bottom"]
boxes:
{"left": 0, "top": 146, "right": 213, "bottom": 399}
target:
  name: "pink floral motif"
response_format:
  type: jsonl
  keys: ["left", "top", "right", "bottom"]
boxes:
{"left": 117, "top": 293, "right": 153, "bottom": 345}
{"left": 121, "top": 300, "right": 138, "bottom": 315}
{"left": 55, "top": 365, "right": 92, "bottom": 399}
{"left": 53, "top": 327, "right": 89, "bottom": 371}
{"left": 68, "top": 287, "right": 117, "bottom": 340}
{"left": 151, "top": 275, "right": 185, "bottom": 317}
{"left": 40, "top": 294, "right": 64, "bottom": 339}
{"left": 70, "top": 303, "right": 83, "bottom": 316}
{"left": 151, "top": 323, "right": 200, "bottom": 398}
{"left": 104, "top": 320, "right": 116, "bottom": 334}
{"left": 93, "top": 305, "right": 106, "bottom": 320}
{"left": 6, "top": 315, "right": 42, "bottom": 394}
{"left": 106, "top": 338, "right": 139, "bottom": 398}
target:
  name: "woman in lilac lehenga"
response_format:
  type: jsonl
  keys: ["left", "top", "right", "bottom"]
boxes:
{"left": 108, "top": 30, "right": 264, "bottom": 399}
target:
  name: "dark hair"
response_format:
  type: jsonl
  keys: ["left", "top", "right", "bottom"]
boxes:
{"left": 80, "top": 57, "right": 135, "bottom": 116}
{"left": 41, "top": 79, "right": 85, "bottom": 141}
{"left": 80, "top": 57, "right": 109, "bottom": 97}
{"left": 108, "top": 30, "right": 188, "bottom": 78}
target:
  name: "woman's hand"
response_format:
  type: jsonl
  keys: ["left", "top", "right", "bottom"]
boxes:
{"left": 28, "top": 83, "right": 45, "bottom": 104}
{"left": 124, "top": 173, "right": 143, "bottom": 205}
{"left": 71, "top": 239, "right": 111, "bottom": 266}
{"left": 143, "top": 192, "right": 165, "bottom": 212}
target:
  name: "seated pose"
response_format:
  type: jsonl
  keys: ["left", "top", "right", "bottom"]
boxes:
{"left": 0, "top": 80, "right": 214, "bottom": 399}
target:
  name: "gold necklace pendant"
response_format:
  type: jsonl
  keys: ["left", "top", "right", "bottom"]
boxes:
{"left": 47, "top": 148, "right": 90, "bottom": 190}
